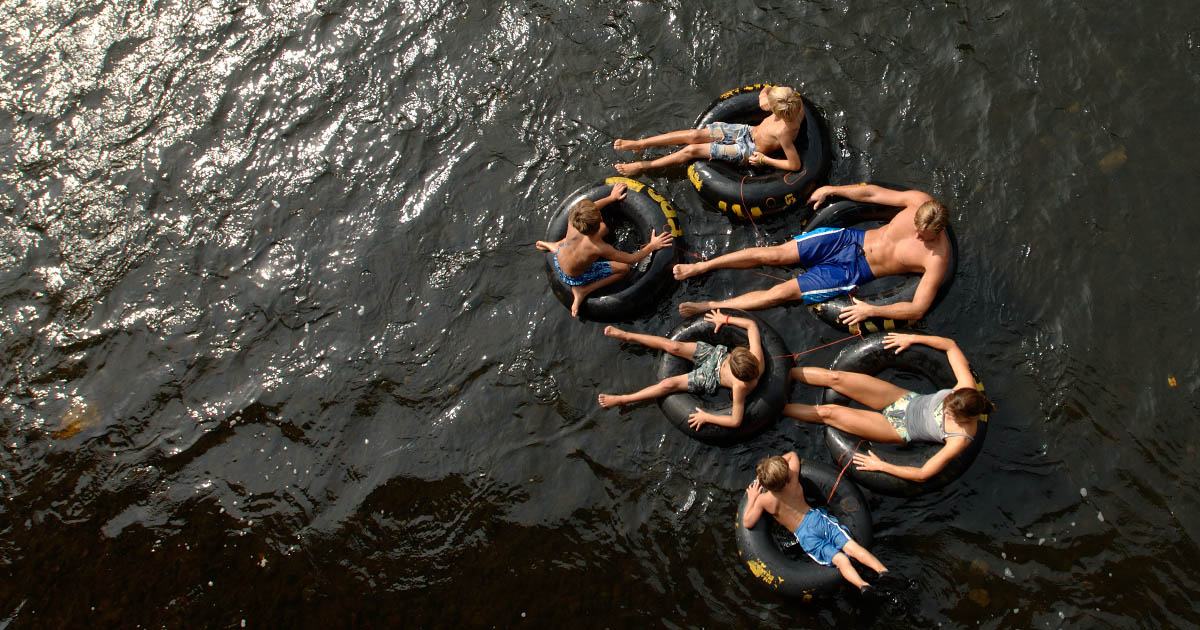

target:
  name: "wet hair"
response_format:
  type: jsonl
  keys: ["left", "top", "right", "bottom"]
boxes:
{"left": 756, "top": 455, "right": 792, "bottom": 492}
{"left": 767, "top": 86, "right": 805, "bottom": 121}
{"left": 914, "top": 200, "right": 949, "bottom": 235}
{"left": 945, "top": 387, "right": 995, "bottom": 418}
{"left": 728, "top": 347, "right": 761, "bottom": 382}
{"left": 569, "top": 199, "right": 603, "bottom": 235}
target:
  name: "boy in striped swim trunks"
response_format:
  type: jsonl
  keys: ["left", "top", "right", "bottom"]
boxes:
{"left": 598, "top": 309, "right": 763, "bottom": 430}
{"left": 742, "top": 451, "right": 888, "bottom": 593}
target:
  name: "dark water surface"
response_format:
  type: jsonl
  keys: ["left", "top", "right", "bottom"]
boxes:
{"left": 2, "top": 0, "right": 1199, "bottom": 626}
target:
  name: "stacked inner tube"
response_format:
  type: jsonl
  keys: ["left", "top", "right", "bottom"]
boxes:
{"left": 687, "top": 84, "right": 830, "bottom": 221}
{"left": 735, "top": 459, "right": 872, "bottom": 600}
{"left": 802, "top": 193, "right": 958, "bottom": 334}
{"left": 822, "top": 332, "right": 988, "bottom": 498}
{"left": 656, "top": 310, "right": 790, "bottom": 446}
{"left": 543, "top": 177, "right": 683, "bottom": 322}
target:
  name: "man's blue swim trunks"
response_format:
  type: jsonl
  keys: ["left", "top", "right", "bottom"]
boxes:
{"left": 792, "top": 227, "right": 876, "bottom": 305}
{"left": 706, "top": 122, "right": 756, "bottom": 164}
{"left": 553, "top": 245, "right": 613, "bottom": 287}
{"left": 793, "top": 507, "right": 852, "bottom": 566}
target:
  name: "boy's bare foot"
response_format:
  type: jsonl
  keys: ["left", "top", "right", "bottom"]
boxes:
{"left": 598, "top": 393, "right": 621, "bottom": 408}
{"left": 673, "top": 263, "right": 705, "bottom": 280}
{"left": 603, "top": 325, "right": 627, "bottom": 340}
{"left": 615, "top": 162, "right": 647, "bottom": 176}
{"left": 613, "top": 139, "right": 643, "bottom": 152}
{"left": 570, "top": 289, "right": 584, "bottom": 318}
{"left": 678, "top": 301, "right": 710, "bottom": 317}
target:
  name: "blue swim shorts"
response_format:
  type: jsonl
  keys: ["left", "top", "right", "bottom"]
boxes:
{"left": 706, "top": 122, "right": 757, "bottom": 164}
{"left": 553, "top": 247, "right": 613, "bottom": 287}
{"left": 793, "top": 507, "right": 852, "bottom": 566}
{"left": 687, "top": 341, "right": 729, "bottom": 395}
{"left": 792, "top": 227, "right": 876, "bottom": 305}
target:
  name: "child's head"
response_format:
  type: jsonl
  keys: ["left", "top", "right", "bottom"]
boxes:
{"left": 728, "top": 347, "right": 761, "bottom": 383}
{"left": 766, "top": 86, "right": 805, "bottom": 121}
{"left": 756, "top": 455, "right": 793, "bottom": 492}
{"left": 945, "top": 387, "right": 995, "bottom": 419}
{"left": 569, "top": 200, "right": 603, "bottom": 235}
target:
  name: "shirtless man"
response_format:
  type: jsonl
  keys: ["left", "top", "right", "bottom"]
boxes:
{"left": 613, "top": 86, "right": 805, "bottom": 177}
{"left": 743, "top": 451, "right": 887, "bottom": 592}
{"left": 674, "top": 184, "right": 951, "bottom": 326}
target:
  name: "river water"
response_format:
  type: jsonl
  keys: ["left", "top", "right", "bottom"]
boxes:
{"left": 2, "top": 0, "right": 1199, "bottom": 627}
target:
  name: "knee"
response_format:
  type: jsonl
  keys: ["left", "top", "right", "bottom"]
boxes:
{"left": 815, "top": 405, "right": 837, "bottom": 422}
{"left": 686, "top": 143, "right": 711, "bottom": 159}
{"left": 664, "top": 340, "right": 684, "bottom": 355}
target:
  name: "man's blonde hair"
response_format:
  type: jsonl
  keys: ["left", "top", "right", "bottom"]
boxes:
{"left": 915, "top": 200, "right": 948, "bottom": 235}
{"left": 767, "top": 86, "right": 805, "bottom": 121}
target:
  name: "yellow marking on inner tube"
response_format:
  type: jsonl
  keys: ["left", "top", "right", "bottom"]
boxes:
{"left": 849, "top": 322, "right": 861, "bottom": 336}
{"left": 605, "top": 176, "right": 643, "bottom": 192}
{"left": 747, "top": 559, "right": 784, "bottom": 587}
{"left": 883, "top": 319, "right": 896, "bottom": 331}
{"left": 687, "top": 164, "right": 703, "bottom": 191}
{"left": 863, "top": 321, "right": 879, "bottom": 334}
{"left": 750, "top": 206, "right": 763, "bottom": 218}
{"left": 732, "top": 204, "right": 745, "bottom": 219}
{"left": 720, "top": 83, "right": 767, "bottom": 99}
{"left": 784, "top": 193, "right": 796, "bottom": 206}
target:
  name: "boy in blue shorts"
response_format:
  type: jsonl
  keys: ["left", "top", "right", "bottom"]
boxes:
{"left": 743, "top": 451, "right": 887, "bottom": 592}
{"left": 535, "top": 182, "right": 673, "bottom": 317}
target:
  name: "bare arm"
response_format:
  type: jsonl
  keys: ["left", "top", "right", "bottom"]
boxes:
{"left": 595, "top": 229, "right": 674, "bottom": 265}
{"left": 883, "top": 333, "right": 976, "bottom": 390}
{"left": 592, "top": 182, "right": 627, "bottom": 211}
{"left": 837, "top": 259, "right": 947, "bottom": 324}
{"left": 852, "top": 438, "right": 970, "bottom": 482}
{"left": 687, "top": 383, "right": 747, "bottom": 429}
{"left": 742, "top": 480, "right": 769, "bottom": 529}
{"left": 752, "top": 133, "right": 803, "bottom": 172}
{"left": 808, "top": 183, "right": 933, "bottom": 210}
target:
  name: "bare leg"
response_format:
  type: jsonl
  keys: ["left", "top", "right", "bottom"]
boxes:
{"left": 678, "top": 279, "right": 802, "bottom": 317}
{"left": 614, "top": 128, "right": 712, "bottom": 152}
{"left": 599, "top": 374, "right": 688, "bottom": 407}
{"left": 782, "top": 402, "right": 904, "bottom": 443}
{"left": 616, "top": 143, "right": 710, "bottom": 177}
{"left": 842, "top": 540, "right": 887, "bottom": 575}
{"left": 674, "top": 241, "right": 799, "bottom": 281}
{"left": 831, "top": 552, "right": 868, "bottom": 590}
{"left": 569, "top": 263, "right": 629, "bottom": 318}
{"left": 604, "top": 326, "right": 698, "bottom": 360}
{"left": 790, "top": 367, "right": 910, "bottom": 410}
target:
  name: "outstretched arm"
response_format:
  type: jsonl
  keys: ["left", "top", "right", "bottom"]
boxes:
{"left": 705, "top": 309, "right": 765, "bottom": 368}
{"left": 687, "top": 387, "right": 746, "bottom": 429}
{"left": 808, "top": 183, "right": 933, "bottom": 210}
{"left": 852, "top": 439, "right": 969, "bottom": 482}
{"left": 882, "top": 333, "right": 976, "bottom": 390}
{"left": 596, "top": 229, "right": 674, "bottom": 265}
{"left": 592, "top": 182, "right": 627, "bottom": 211}
{"left": 836, "top": 261, "right": 946, "bottom": 325}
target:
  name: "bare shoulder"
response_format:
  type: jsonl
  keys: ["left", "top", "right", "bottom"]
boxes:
{"left": 900, "top": 188, "right": 935, "bottom": 209}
